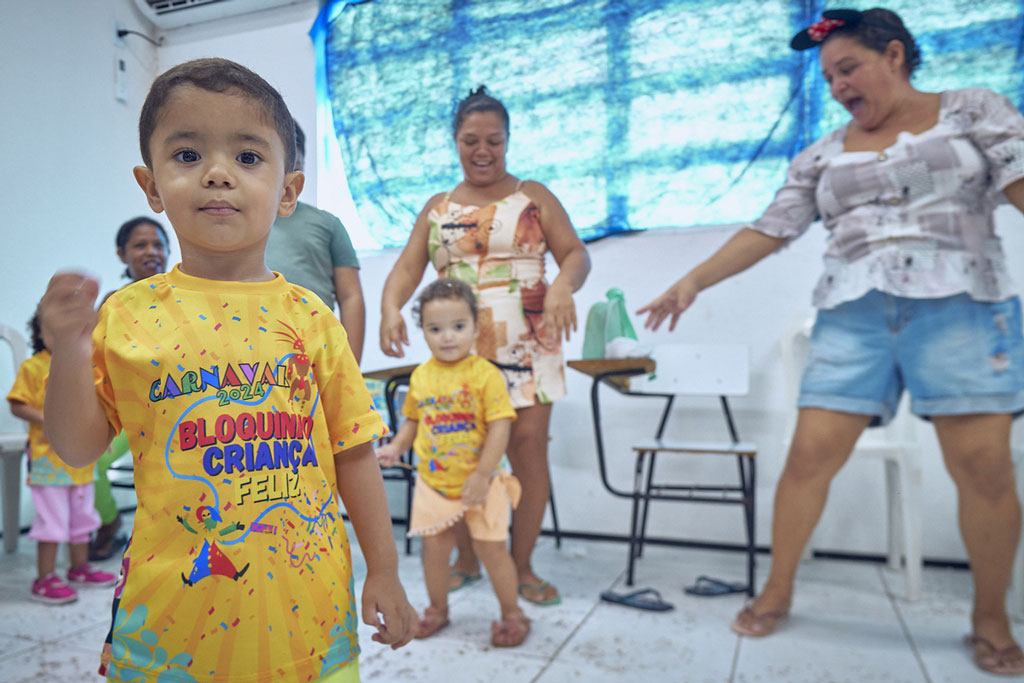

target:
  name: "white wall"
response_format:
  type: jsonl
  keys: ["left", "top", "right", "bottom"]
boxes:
{"left": 1, "top": 0, "right": 166, "bottom": 526}
{"left": 3, "top": 0, "right": 1024, "bottom": 563}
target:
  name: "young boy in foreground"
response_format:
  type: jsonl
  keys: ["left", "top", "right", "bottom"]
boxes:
{"left": 39, "top": 58, "right": 415, "bottom": 682}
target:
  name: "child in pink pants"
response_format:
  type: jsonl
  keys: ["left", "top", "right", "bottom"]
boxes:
{"left": 7, "top": 312, "right": 116, "bottom": 604}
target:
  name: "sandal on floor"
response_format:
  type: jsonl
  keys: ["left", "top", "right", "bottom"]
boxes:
{"left": 491, "top": 613, "right": 530, "bottom": 647}
{"left": 518, "top": 580, "right": 561, "bottom": 606}
{"left": 415, "top": 606, "right": 450, "bottom": 639}
{"left": 964, "top": 634, "right": 1024, "bottom": 675}
{"left": 448, "top": 571, "right": 483, "bottom": 593}
{"left": 731, "top": 604, "right": 789, "bottom": 637}
{"left": 600, "top": 588, "right": 674, "bottom": 612}
{"left": 684, "top": 575, "right": 749, "bottom": 597}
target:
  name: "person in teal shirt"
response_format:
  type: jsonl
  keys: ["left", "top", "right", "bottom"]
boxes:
{"left": 266, "top": 121, "right": 366, "bottom": 362}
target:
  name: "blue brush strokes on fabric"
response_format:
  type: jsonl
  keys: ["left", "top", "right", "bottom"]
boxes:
{"left": 312, "top": 0, "right": 1024, "bottom": 248}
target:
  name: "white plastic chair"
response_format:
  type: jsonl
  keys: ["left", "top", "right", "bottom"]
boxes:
{"left": 782, "top": 316, "right": 923, "bottom": 601}
{"left": 0, "top": 323, "right": 29, "bottom": 553}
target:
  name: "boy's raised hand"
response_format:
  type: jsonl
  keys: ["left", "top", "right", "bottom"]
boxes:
{"left": 362, "top": 570, "right": 418, "bottom": 649}
{"left": 39, "top": 272, "right": 101, "bottom": 355}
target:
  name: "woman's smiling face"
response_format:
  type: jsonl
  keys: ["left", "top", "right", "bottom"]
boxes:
{"left": 455, "top": 110, "right": 508, "bottom": 187}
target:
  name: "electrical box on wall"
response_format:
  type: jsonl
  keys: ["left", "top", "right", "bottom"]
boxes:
{"left": 114, "top": 51, "right": 128, "bottom": 103}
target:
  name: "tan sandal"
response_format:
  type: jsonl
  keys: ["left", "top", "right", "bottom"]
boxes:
{"left": 730, "top": 604, "right": 789, "bottom": 637}
{"left": 964, "top": 634, "right": 1024, "bottom": 675}
{"left": 490, "top": 613, "right": 530, "bottom": 647}
{"left": 415, "top": 606, "right": 450, "bottom": 639}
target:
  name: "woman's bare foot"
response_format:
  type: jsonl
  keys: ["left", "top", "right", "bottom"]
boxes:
{"left": 415, "top": 605, "right": 450, "bottom": 639}
{"left": 517, "top": 570, "right": 560, "bottom": 606}
{"left": 730, "top": 588, "right": 791, "bottom": 638}
{"left": 448, "top": 555, "right": 481, "bottom": 591}
{"left": 966, "top": 613, "right": 1024, "bottom": 674}
{"left": 491, "top": 610, "right": 530, "bottom": 647}
{"left": 447, "top": 570, "right": 482, "bottom": 592}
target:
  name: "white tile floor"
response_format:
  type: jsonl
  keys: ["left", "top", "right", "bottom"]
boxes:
{"left": 0, "top": 517, "right": 1016, "bottom": 682}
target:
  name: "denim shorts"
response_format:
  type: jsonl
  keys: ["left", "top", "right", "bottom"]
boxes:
{"left": 799, "top": 290, "right": 1024, "bottom": 425}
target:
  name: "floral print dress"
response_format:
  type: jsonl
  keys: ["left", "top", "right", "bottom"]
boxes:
{"left": 427, "top": 182, "right": 567, "bottom": 408}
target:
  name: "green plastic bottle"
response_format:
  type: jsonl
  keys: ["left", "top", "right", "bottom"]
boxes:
{"left": 603, "top": 287, "right": 637, "bottom": 347}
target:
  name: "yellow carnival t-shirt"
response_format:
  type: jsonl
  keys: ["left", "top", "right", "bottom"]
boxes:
{"left": 6, "top": 350, "right": 94, "bottom": 486}
{"left": 402, "top": 355, "right": 516, "bottom": 497}
{"left": 93, "top": 265, "right": 386, "bottom": 683}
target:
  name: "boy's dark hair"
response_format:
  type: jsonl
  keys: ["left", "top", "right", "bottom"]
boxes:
{"left": 28, "top": 312, "right": 45, "bottom": 354}
{"left": 293, "top": 119, "right": 306, "bottom": 158}
{"left": 116, "top": 216, "right": 170, "bottom": 279}
{"left": 138, "top": 58, "right": 296, "bottom": 171}
{"left": 412, "top": 278, "right": 478, "bottom": 327}
{"left": 453, "top": 85, "right": 510, "bottom": 137}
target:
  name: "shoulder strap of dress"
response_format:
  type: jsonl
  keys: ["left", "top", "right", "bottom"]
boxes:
{"left": 444, "top": 188, "right": 455, "bottom": 201}
{"left": 515, "top": 179, "right": 525, "bottom": 193}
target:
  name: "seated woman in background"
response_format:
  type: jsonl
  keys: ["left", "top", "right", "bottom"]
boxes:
{"left": 639, "top": 8, "right": 1024, "bottom": 676}
{"left": 89, "top": 216, "right": 169, "bottom": 560}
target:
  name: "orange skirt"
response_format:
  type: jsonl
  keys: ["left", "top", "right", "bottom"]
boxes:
{"left": 409, "top": 471, "right": 521, "bottom": 541}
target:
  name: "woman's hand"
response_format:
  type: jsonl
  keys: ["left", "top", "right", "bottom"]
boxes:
{"left": 542, "top": 280, "right": 577, "bottom": 343}
{"left": 636, "top": 276, "right": 699, "bottom": 332}
{"left": 379, "top": 306, "right": 409, "bottom": 358}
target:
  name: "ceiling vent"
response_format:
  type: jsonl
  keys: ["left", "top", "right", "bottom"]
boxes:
{"left": 133, "top": 0, "right": 305, "bottom": 30}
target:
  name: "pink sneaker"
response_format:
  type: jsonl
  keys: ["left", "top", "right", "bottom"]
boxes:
{"left": 30, "top": 574, "right": 78, "bottom": 604}
{"left": 67, "top": 563, "right": 117, "bottom": 587}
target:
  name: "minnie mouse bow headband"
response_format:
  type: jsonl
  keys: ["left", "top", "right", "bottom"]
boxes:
{"left": 790, "top": 9, "right": 863, "bottom": 50}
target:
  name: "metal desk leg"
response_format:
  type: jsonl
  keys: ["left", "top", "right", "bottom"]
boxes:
{"left": 636, "top": 451, "right": 658, "bottom": 560}
{"left": 627, "top": 449, "right": 649, "bottom": 587}
{"left": 384, "top": 375, "right": 414, "bottom": 555}
{"left": 547, "top": 487, "right": 562, "bottom": 549}
{"left": 748, "top": 458, "right": 756, "bottom": 595}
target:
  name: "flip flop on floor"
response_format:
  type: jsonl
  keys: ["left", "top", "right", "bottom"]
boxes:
{"left": 448, "top": 571, "right": 483, "bottom": 593}
{"left": 684, "top": 575, "right": 748, "bottom": 597}
{"left": 600, "top": 588, "right": 674, "bottom": 612}
{"left": 518, "top": 581, "right": 561, "bottom": 606}
{"left": 964, "top": 634, "right": 1024, "bottom": 675}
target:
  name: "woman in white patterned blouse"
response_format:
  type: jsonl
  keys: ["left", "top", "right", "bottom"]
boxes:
{"left": 639, "top": 8, "right": 1024, "bottom": 675}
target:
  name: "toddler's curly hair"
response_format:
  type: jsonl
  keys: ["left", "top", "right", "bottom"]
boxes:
{"left": 412, "top": 278, "right": 478, "bottom": 328}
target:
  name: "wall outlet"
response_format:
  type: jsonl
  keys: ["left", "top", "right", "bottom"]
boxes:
{"left": 115, "top": 20, "right": 126, "bottom": 47}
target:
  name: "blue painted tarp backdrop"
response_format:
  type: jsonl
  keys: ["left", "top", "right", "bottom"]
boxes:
{"left": 312, "top": 0, "right": 1024, "bottom": 248}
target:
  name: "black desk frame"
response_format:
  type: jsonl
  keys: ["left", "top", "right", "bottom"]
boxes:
{"left": 378, "top": 370, "right": 416, "bottom": 555}
{"left": 585, "top": 366, "right": 756, "bottom": 596}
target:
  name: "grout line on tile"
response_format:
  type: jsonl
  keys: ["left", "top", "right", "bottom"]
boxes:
{"left": 528, "top": 571, "right": 623, "bottom": 683}
{"left": 727, "top": 631, "right": 742, "bottom": 683}
{"left": 528, "top": 599, "right": 601, "bottom": 683}
{"left": 880, "top": 565, "right": 933, "bottom": 683}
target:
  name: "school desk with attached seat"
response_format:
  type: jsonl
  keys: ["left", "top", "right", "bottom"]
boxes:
{"left": 568, "top": 345, "right": 757, "bottom": 595}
